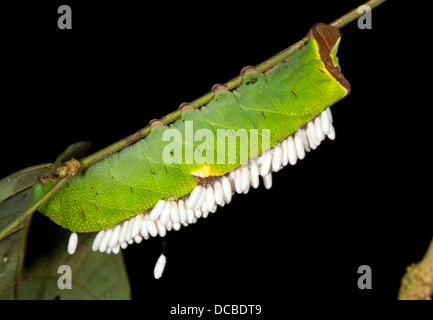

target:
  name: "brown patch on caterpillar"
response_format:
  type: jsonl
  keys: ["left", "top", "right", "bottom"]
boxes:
{"left": 178, "top": 102, "right": 190, "bottom": 109}
{"left": 190, "top": 163, "right": 226, "bottom": 185}
{"left": 317, "top": 68, "right": 324, "bottom": 74}
{"left": 309, "top": 23, "right": 351, "bottom": 94}
{"left": 150, "top": 120, "right": 164, "bottom": 129}
{"left": 211, "top": 84, "right": 227, "bottom": 93}
{"left": 261, "top": 112, "right": 266, "bottom": 118}
{"left": 191, "top": 174, "right": 205, "bottom": 185}
{"left": 291, "top": 91, "right": 297, "bottom": 98}
{"left": 80, "top": 209, "right": 86, "bottom": 221}
{"left": 191, "top": 173, "right": 223, "bottom": 187}
{"left": 246, "top": 78, "right": 257, "bottom": 85}
{"left": 240, "top": 66, "right": 258, "bottom": 75}
{"left": 179, "top": 102, "right": 195, "bottom": 113}
{"left": 313, "top": 23, "right": 340, "bottom": 51}
{"left": 211, "top": 85, "right": 228, "bottom": 103}
{"left": 182, "top": 106, "right": 195, "bottom": 112}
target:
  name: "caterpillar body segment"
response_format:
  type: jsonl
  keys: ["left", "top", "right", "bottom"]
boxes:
{"left": 90, "top": 106, "right": 337, "bottom": 254}
{"left": 34, "top": 24, "right": 350, "bottom": 253}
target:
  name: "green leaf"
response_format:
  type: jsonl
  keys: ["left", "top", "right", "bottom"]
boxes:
{"left": 0, "top": 139, "right": 131, "bottom": 299}
{"left": 0, "top": 142, "right": 92, "bottom": 205}
{"left": 0, "top": 164, "right": 51, "bottom": 203}
{"left": 19, "top": 231, "right": 131, "bottom": 300}
{"left": 56, "top": 141, "right": 92, "bottom": 163}
{"left": 0, "top": 188, "right": 33, "bottom": 299}
{"left": 0, "top": 189, "right": 131, "bottom": 300}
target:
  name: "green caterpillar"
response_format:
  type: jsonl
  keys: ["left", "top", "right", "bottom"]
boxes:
{"left": 33, "top": 23, "right": 350, "bottom": 255}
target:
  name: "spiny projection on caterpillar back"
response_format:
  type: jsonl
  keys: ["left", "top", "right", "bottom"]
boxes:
{"left": 33, "top": 23, "right": 350, "bottom": 277}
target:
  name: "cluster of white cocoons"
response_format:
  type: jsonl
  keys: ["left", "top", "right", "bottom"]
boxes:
{"left": 68, "top": 107, "right": 334, "bottom": 258}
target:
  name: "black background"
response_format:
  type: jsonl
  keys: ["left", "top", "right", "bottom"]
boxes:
{"left": 1, "top": 0, "right": 430, "bottom": 308}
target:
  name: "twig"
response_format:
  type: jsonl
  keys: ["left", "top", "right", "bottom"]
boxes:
{"left": 329, "top": 0, "right": 387, "bottom": 29}
{"left": 0, "top": 0, "right": 387, "bottom": 242}
{"left": 14, "top": 213, "right": 33, "bottom": 300}
{"left": 398, "top": 237, "right": 433, "bottom": 300}
{"left": 81, "top": 0, "right": 388, "bottom": 167}
{"left": 0, "top": 178, "right": 68, "bottom": 241}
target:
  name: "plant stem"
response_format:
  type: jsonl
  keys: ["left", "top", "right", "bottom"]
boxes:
{"left": 81, "top": 0, "right": 386, "bottom": 165}
{"left": 14, "top": 212, "right": 33, "bottom": 300}
{"left": 329, "top": 0, "right": 387, "bottom": 29}
{"left": 0, "top": 178, "right": 68, "bottom": 241}
{"left": 0, "top": 0, "right": 387, "bottom": 241}
{"left": 398, "top": 237, "right": 433, "bottom": 300}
